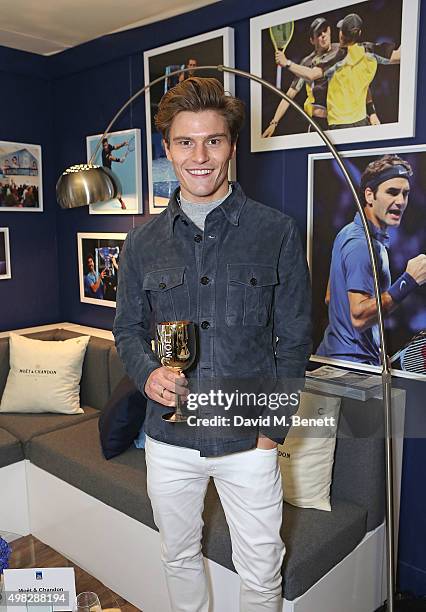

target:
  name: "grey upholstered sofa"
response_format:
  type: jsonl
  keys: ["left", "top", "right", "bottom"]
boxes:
{"left": 0, "top": 328, "right": 387, "bottom": 611}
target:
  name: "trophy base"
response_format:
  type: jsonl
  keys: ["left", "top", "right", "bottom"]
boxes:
{"left": 162, "top": 411, "right": 187, "bottom": 423}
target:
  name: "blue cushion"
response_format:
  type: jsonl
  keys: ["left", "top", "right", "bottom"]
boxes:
{"left": 99, "top": 376, "right": 146, "bottom": 459}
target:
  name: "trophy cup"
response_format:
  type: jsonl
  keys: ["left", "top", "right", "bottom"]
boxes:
{"left": 155, "top": 320, "right": 196, "bottom": 422}
{"left": 96, "top": 246, "right": 120, "bottom": 278}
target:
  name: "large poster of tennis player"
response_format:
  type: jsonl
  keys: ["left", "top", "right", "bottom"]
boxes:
{"left": 77, "top": 233, "right": 126, "bottom": 307}
{"left": 86, "top": 128, "right": 142, "bottom": 215}
{"left": 144, "top": 27, "right": 235, "bottom": 214}
{"left": 308, "top": 145, "right": 426, "bottom": 380}
{"left": 250, "top": 0, "right": 419, "bottom": 152}
{"left": 0, "top": 141, "right": 43, "bottom": 211}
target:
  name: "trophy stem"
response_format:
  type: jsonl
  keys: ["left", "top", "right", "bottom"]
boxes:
{"left": 162, "top": 367, "right": 187, "bottom": 423}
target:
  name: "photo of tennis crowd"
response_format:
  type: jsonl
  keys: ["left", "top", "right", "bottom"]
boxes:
{"left": 0, "top": 181, "right": 39, "bottom": 208}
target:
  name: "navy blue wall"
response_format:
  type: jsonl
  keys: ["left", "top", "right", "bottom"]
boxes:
{"left": 0, "top": 0, "right": 425, "bottom": 596}
{"left": 0, "top": 49, "right": 60, "bottom": 330}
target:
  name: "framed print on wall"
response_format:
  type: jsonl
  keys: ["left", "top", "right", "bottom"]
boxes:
{"left": 250, "top": 0, "right": 419, "bottom": 152}
{"left": 86, "top": 128, "right": 143, "bottom": 215}
{"left": 308, "top": 144, "right": 426, "bottom": 381}
{"left": 77, "top": 232, "right": 127, "bottom": 307}
{"left": 0, "top": 141, "right": 43, "bottom": 211}
{"left": 144, "top": 27, "right": 235, "bottom": 214}
{"left": 0, "top": 228, "right": 11, "bottom": 280}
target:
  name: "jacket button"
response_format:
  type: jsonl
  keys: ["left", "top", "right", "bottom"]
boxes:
{"left": 181, "top": 218, "right": 188, "bottom": 226}
{"left": 159, "top": 282, "right": 166, "bottom": 289}
{"left": 194, "top": 234, "right": 202, "bottom": 242}
{"left": 201, "top": 321, "right": 210, "bottom": 330}
{"left": 200, "top": 276, "right": 210, "bottom": 285}
{"left": 250, "top": 277, "right": 257, "bottom": 286}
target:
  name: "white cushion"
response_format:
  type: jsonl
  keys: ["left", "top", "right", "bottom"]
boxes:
{"left": 0, "top": 333, "right": 90, "bottom": 414}
{"left": 278, "top": 391, "right": 341, "bottom": 512}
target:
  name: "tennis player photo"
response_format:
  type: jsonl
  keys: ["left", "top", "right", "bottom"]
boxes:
{"left": 86, "top": 128, "right": 142, "bottom": 215}
{"left": 77, "top": 233, "right": 126, "bottom": 307}
{"left": 308, "top": 145, "right": 426, "bottom": 379}
{"left": 0, "top": 141, "right": 43, "bottom": 212}
{"left": 0, "top": 228, "right": 11, "bottom": 280}
{"left": 250, "top": 0, "right": 419, "bottom": 152}
{"left": 143, "top": 27, "right": 235, "bottom": 214}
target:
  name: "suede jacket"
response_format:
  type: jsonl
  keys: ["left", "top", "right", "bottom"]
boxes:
{"left": 113, "top": 183, "right": 312, "bottom": 456}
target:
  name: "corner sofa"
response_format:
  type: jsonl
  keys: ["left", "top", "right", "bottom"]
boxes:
{"left": 0, "top": 326, "right": 400, "bottom": 611}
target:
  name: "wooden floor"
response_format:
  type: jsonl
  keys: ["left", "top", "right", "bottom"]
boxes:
{"left": 8, "top": 535, "right": 141, "bottom": 611}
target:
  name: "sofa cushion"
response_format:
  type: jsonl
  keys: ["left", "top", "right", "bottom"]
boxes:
{"left": 0, "top": 333, "right": 90, "bottom": 415}
{"left": 29, "top": 419, "right": 367, "bottom": 601}
{"left": 202, "top": 481, "right": 366, "bottom": 600}
{"left": 28, "top": 418, "right": 156, "bottom": 529}
{"left": 0, "top": 407, "right": 99, "bottom": 453}
{"left": 0, "top": 331, "right": 114, "bottom": 412}
{"left": 331, "top": 396, "right": 385, "bottom": 531}
{"left": 0, "top": 427, "right": 23, "bottom": 468}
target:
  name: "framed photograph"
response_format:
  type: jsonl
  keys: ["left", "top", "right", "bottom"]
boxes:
{"left": 144, "top": 27, "right": 235, "bottom": 214}
{"left": 0, "top": 141, "right": 43, "bottom": 211}
{"left": 77, "top": 232, "right": 127, "bottom": 307}
{"left": 86, "top": 128, "right": 143, "bottom": 215}
{"left": 308, "top": 144, "right": 426, "bottom": 380}
{"left": 0, "top": 228, "right": 11, "bottom": 280}
{"left": 250, "top": 0, "right": 419, "bottom": 152}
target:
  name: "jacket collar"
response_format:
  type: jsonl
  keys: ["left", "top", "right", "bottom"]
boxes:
{"left": 167, "top": 182, "right": 247, "bottom": 237}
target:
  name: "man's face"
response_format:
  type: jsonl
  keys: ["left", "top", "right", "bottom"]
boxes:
{"left": 187, "top": 59, "right": 197, "bottom": 70}
{"left": 365, "top": 177, "right": 410, "bottom": 229}
{"left": 87, "top": 258, "right": 95, "bottom": 272}
{"left": 102, "top": 141, "right": 109, "bottom": 151}
{"left": 164, "top": 110, "right": 236, "bottom": 203}
{"left": 312, "top": 26, "right": 331, "bottom": 53}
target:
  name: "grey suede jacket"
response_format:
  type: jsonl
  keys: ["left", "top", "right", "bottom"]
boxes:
{"left": 113, "top": 183, "right": 312, "bottom": 456}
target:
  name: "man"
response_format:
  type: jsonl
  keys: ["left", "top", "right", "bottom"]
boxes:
{"left": 317, "top": 155, "right": 426, "bottom": 365}
{"left": 179, "top": 57, "right": 198, "bottom": 82}
{"left": 263, "top": 17, "right": 339, "bottom": 136}
{"left": 101, "top": 137, "right": 127, "bottom": 209}
{"left": 84, "top": 254, "right": 105, "bottom": 299}
{"left": 264, "top": 16, "right": 380, "bottom": 136}
{"left": 113, "top": 77, "right": 312, "bottom": 611}
{"left": 276, "top": 13, "right": 400, "bottom": 130}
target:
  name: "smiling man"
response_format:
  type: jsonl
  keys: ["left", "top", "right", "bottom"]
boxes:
{"left": 113, "top": 77, "right": 312, "bottom": 611}
{"left": 317, "top": 154, "right": 426, "bottom": 365}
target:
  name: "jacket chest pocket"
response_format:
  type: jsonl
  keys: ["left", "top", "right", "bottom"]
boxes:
{"left": 226, "top": 264, "right": 278, "bottom": 327}
{"left": 143, "top": 266, "right": 190, "bottom": 323}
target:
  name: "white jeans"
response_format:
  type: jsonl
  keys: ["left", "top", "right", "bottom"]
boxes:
{"left": 145, "top": 435, "right": 285, "bottom": 612}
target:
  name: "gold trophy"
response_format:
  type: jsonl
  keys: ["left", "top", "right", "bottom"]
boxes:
{"left": 155, "top": 320, "right": 196, "bottom": 422}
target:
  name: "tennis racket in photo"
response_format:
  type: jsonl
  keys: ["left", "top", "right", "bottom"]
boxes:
{"left": 269, "top": 21, "right": 295, "bottom": 89}
{"left": 122, "top": 136, "right": 135, "bottom": 161}
{"left": 390, "top": 330, "right": 426, "bottom": 374}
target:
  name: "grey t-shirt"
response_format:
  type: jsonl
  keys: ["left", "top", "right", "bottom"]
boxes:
{"left": 179, "top": 184, "right": 232, "bottom": 231}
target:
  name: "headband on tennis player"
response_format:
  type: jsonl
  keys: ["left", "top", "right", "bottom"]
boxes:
{"left": 364, "top": 165, "right": 412, "bottom": 192}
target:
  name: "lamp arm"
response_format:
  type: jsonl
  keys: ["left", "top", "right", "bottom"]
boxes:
{"left": 89, "top": 63, "right": 395, "bottom": 611}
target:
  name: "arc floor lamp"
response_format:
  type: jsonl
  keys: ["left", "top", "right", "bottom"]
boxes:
{"left": 56, "top": 64, "right": 397, "bottom": 612}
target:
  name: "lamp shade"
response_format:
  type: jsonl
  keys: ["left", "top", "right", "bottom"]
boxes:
{"left": 56, "top": 164, "right": 122, "bottom": 209}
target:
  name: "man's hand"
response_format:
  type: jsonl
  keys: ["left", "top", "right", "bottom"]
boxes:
{"left": 406, "top": 254, "right": 426, "bottom": 285}
{"left": 256, "top": 433, "right": 278, "bottom": 450}
{"left": 262, "top": 123, "right": 277, "bottom": 138}
{"left": 100, "top": 269, "right": 107, "bottom": 278}
{"left": 275, "top": 50, "right": 287, "bottom": 67}
{"left": 145, "top": 366, "right": 188, "bottom": 407}
{"left": 369, "top": 113, "right": 381, "bottom": 125}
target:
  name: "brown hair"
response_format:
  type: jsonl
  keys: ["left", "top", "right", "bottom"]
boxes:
{"left": 154, "top": 77, "right": 245, "bottom": 144}
{"left": 359, "top": 154, "right": 412, "bottom": 206}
